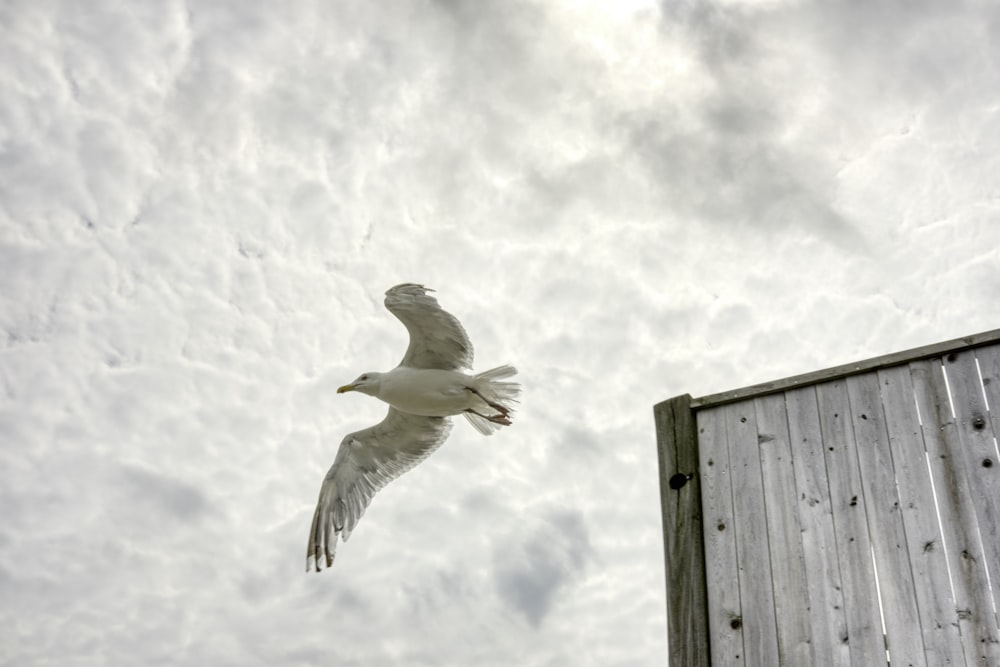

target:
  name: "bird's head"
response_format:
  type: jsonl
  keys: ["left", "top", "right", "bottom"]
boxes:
{"left": 337, "top": 372, "right": 382, "bottom": 397}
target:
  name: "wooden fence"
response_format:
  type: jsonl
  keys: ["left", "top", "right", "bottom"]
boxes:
{"left": 654, "top": 329, "right": 1000, "bottom": 666}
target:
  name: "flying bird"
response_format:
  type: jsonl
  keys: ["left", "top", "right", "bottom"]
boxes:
{"left": 306, "top": 283, "right": 520, "bottom": 572}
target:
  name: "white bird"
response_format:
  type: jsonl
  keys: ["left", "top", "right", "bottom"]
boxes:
{"left": 306, "top": 283, "right": 520, "bottom": 572}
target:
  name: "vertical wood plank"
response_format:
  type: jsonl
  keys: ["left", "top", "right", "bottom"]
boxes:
{"left": 814, "top": 379, "right": 886, "bottom": 665}
{"left": 654, "top": 395, "right": 711, "bottom": 667}
{"left": 943, "top": 350, "right": 1000, "bottom": 629}
{"left": 754, "top": 394, "right": 812, "bottom": 665}
{"left": 877, "top": 365, "right": 966, "bottom": 665}
{"left": 911, "top": 359, "right": 1000, "bottom": 665}
{"left": 847, "top": 373, "right": 926, "bottom": 667}
{"left": 725, "top": 402, "right": 781, "bottom": 666}
{"left": 978, "top": 344, "right": 1000, "bottom": 440}
{"left": 697, "top": 405, "right": 745, "bottom": 663}
{"left": 785, "top": 386, "right": 852, "bottom": 667}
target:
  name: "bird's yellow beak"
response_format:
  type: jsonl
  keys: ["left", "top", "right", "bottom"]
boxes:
{"left": 337, "top": 384, "right": 356, "bottom": 394}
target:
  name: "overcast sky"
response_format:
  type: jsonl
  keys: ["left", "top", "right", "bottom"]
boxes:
{"left": 2, "top": 0, "right": 999, "bottom": 665}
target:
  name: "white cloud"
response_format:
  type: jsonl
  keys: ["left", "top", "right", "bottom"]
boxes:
{"left": 494, "top": 508, "right": 592, "bottom": 627}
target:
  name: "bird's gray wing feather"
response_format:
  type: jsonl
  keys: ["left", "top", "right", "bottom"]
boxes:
{"left": 306, "top": 408, "right": 452, "bottom": 571}
{"left": 384, "top": 283, "right": 474, "bottom": 370}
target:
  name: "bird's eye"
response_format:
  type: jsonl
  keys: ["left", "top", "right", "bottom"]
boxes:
{"left": 360, "top": 374, "right": 368, "bottom": 381}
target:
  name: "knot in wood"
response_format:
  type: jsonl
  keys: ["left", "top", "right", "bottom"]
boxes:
{"left": 668, "top": 473, "right": 692, "bottom": 490}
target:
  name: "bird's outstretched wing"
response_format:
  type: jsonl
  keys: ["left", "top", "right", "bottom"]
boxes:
{"left": 384, "top": 283, "right": 474, "bottom": 370}
{"left": 306, "top": 408, "right": 453, "bottom": 572}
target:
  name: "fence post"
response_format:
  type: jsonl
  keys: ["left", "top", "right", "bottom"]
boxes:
{"left": 654, "top": 394, "right": 711, "bottom": 666}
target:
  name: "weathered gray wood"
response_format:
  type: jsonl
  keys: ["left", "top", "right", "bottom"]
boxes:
{"left": 654, "top": 395, "right": 711, "bottom": 667}
{"left": 911, "top": 359, "right": 1000, "bottom": 665}
{"left": 979, "top": 345, "right": 1000, "bottom": 440}
{"left": 697, "top": 405, "right": 744, "bottom": 663}
{"left": 943, "top": 350, "right": 1000, "bottom": 629}
{"left": 877, "top": 365, "right": 966, "bottom": 665}
{"left": 692, "top": 328, "right": 1000, "bottom": 410}
{"left": 972, "top": 344, "right": 1000, "bottom": 641}
{"left": 656, "top": 335, "right": 1000, "bottom": 666}
{"left": 753, "top": 394, "right": 811, "bottom": 664}
{"left": 724, "top": 402, "right": 781, "bottom": 666}
{"left": 784, "top": 386, "right": 852, "bottom": 667}
{"left": 813, "top": 379, "right": 885, "bottom": 665}
{"left": 846, "top": 373, "right": 926, "bottom": 667}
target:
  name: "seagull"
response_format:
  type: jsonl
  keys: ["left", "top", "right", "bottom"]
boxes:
{"left": 306, "top": 283, "right": 520, "bottom": 572}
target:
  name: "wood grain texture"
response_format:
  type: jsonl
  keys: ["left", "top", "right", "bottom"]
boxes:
{"left": 724, "top": 402, "right": 780, "bottom": 666}
{"left": 846, "top": 372, "right": 925, "bottom": 667}
{"left": 655, "top": 338, "right": 1000, "bottom": 666}
{"left": 814, "top": 379, "right": 885, "bottom": 665}
{"left": 753, "top": 394, "right": 811, "bottom": 665}
{"left": 785, "top": 386, "right": 852, "bottom": 667}
{"left": 943, "top": 351, "right": 1000, "bottom": 631}
{"left": 697, "top": 405, "right": 745, "bottom": 664}
{"left": 911, "top": 358, "right": 1000, "bottom": 665}
{"left": 878, "top": 365, "right": 965, "bottom": 665}
{"left": 654, "top": 395, "right": 711, "bottom": 667}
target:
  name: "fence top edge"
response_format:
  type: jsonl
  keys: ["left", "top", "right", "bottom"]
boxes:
{"left": 685, "top": 327, "right": 1000, "bottom": 410}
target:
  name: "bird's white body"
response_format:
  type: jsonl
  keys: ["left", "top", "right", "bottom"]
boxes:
{"left": 376, "top": 367, "right": 478, "bottom": 417}
{"left": 342, "top": 363, "right": 519, "bottom": 432}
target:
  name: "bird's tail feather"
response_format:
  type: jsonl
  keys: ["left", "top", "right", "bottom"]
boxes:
{"left": 462, "top": 365, "right": 520, "bottom": 436}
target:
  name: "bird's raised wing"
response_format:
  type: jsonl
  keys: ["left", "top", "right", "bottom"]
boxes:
{"left": 306, "top": 408, "right": 453, "bottom": 572}
{"left": 384, "top": 283, "right": 474, "bottom": 370}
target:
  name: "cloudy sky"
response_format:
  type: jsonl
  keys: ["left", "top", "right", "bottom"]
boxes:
{"left": 2, "top": 0, "right": 999, "bottom": 665}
